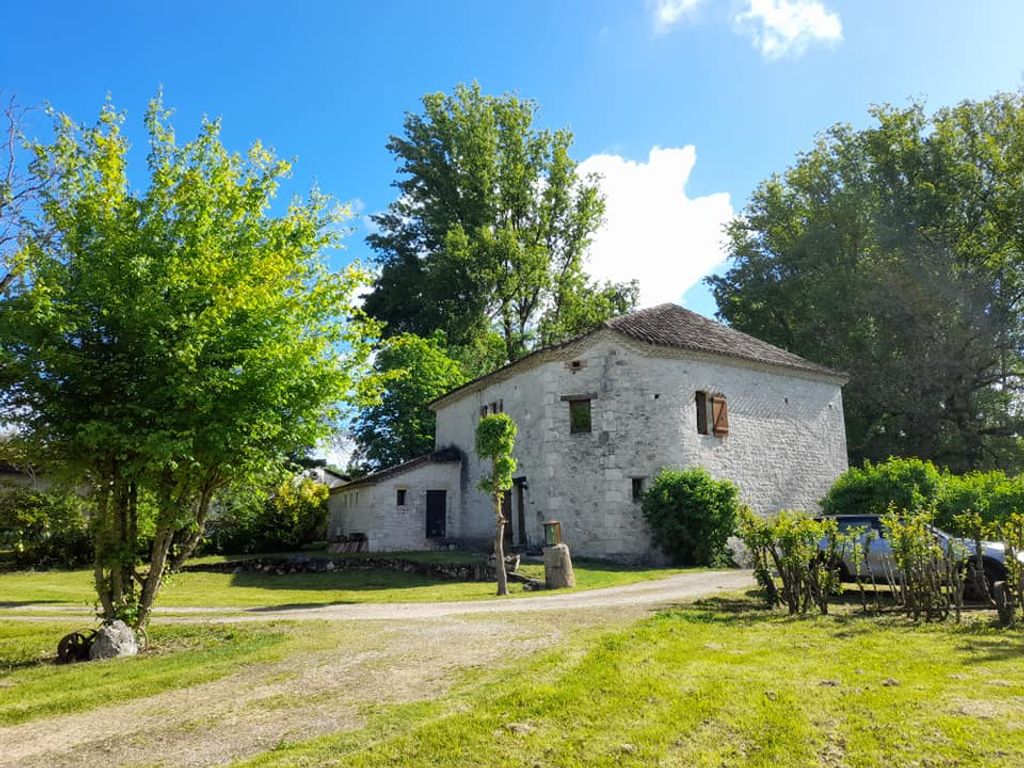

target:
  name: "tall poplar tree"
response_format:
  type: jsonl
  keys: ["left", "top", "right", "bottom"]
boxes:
{"left": 364, "top": 83, "right": 636, "bottom": 372}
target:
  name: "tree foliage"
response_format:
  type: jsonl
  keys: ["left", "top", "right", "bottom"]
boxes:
{"left": 821, "top": 458, "right": 943, "bottom": 519}
{"left": 475, "top": 413, "right": 518, "bottom": 596}
{"left": 364, "top": 83, "right": 637, "bottom": 371}
{"left": 352, "top": 332, "right": 467, "bottom": 471}
{"left": 709, "top": 92, "right": 1024, "bottom": 471}
{"left": 0, "top": 96, "right": 375, "bottom": 626}
{"left": 0, "top": 484, "right": 92, "bottom": 569}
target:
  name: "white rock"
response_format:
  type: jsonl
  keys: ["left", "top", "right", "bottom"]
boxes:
{"left": 89, "top": 620, "right": 139, "bottom": 660}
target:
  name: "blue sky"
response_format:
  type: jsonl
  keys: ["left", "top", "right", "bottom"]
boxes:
{"left": 3, "top": 0, "right": 1024, "bottom": 317}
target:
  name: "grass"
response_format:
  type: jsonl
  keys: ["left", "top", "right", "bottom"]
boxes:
{"left": 0, "top": 556, "right": 690, "bottom": 611}
{"left": 0, "top": 620, "right": 292, "bottom": 725}
{"left": 234, "top": 595, "right": 1024, "bottom": 768}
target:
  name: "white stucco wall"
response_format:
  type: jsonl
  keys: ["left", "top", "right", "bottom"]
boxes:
{"left": 327, "top": 459, "right": 462, "bottom": 552}
{"left": 432, "top": 330, "right": 848, "bottom": 562}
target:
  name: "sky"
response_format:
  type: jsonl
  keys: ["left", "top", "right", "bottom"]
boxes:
{"left": 3, "top": 0, "right": 1024, "bottom": 318}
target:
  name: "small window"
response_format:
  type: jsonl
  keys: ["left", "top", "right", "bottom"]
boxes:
{"left": 569, "top": 399, "right": 592, "bottom": 434}
{"left": 480, "top": 400, "right": 504, "bottom": 418}
{"left": 396, "top": 488, "right": 407, "bottom": 506}
{"left": 631, "top": 477, "right": 645, "bottom": 502}
{"left": 695, "top": 391, "right": 709, "bottom": 435}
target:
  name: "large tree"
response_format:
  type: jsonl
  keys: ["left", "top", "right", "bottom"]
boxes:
{"left": 351, "top": 332, "right": 467, "bottom": 471}
{"left": 0, "top": 98, "right": 375, "bottom": 628}
{"left": 1, "top": 93, "right": 42, "bottom": 295}
{"left": 709, "top": 93, "right": 1024, "bottom": 471}
{"left": 364, "top": 83, "right": 636, "bottom": 371}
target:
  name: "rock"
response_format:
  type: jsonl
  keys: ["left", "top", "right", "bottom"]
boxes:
{"left": 882, "top": 678, "right": 900, "bottom": 687}
{"left": 504, "top": 722, "right": 534, "bottom": 735}
{"left": 89, "top": 620, "right": 139, "bottom": 660}
{"left": 819, "top": 679, "right": 841, "bottom": 687}
{"left": 326, "top": 561, "right": 335, "bottom": 571}
{"left": 542, "top": 543, "right": 576, "bottom": 589}
{"left": 620, "top": 744, "right": 637, "bottom": 754}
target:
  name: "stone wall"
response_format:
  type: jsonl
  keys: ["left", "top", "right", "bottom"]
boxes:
{"left": 432, "top": 330, "right": 848, "bottom": 562}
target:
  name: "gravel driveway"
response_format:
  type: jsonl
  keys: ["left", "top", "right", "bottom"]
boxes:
{"left": 209, "top": 568, "right": 754, "bottom": 622}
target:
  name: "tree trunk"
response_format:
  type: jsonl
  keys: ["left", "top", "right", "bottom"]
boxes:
{"left": 136, "top": 485, "right": 215, "bottom": 628}
{"left": 494, "top": 493, "right": 508, "bottom": 596}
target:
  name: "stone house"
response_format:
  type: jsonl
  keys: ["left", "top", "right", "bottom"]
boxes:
{"left": 328, "top": 303, "right": 849, "bottom": 562}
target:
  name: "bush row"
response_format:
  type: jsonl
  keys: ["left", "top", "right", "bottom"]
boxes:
{"left": 822, "top": 457, "right": 1024, "bottom": 533}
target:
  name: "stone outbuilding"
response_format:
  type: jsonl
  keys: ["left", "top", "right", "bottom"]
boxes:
{"left": 328, "top": 303, "right": 849, "bottom": 562}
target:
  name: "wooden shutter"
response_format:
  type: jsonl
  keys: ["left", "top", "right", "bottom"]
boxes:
{"left": 711, "top": 395, "right": 729, "bottom": 437}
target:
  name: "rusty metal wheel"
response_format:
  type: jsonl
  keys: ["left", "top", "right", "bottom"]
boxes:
{"left": 56, "top": 629, "right": 97, "bottom": 664}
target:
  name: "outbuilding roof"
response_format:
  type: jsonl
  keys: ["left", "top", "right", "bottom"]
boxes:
{"left": 428, "top": 303, "right": 846, "bottom": 410}
{"left": 330, "top": 447, "right": 462, "bottom": 492}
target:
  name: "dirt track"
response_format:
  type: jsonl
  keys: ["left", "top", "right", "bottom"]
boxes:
{"left": 0, "top": 570, "right": 752, "bottom": 767}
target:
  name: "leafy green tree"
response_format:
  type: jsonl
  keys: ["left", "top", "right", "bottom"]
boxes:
{"left": 475, "top": 413, "right": 517, "bottom": 596}
{"left": 352, "top": 332, "right": 467, "bottom": 470}
{"left": 0, "top": 97, "right": 375, "bottom": 628}
{"left": 709, "top": 92, "right": 1024, "bottom": 471}
{"left": 365, "top": 83, "right": 636, "bottom": 371}
{"left": 0, "top": 484, "right": 92, "bottom": 569}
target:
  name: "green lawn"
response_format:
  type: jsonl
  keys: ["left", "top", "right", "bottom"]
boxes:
{"left": 0, "top": 557, "right": 689, "bottom": 610}
{"left": 0, "top": 620, "right": 295, "bottom": 725}
{"left": 236, "top": 596, "right": 1024, "bottom": 768}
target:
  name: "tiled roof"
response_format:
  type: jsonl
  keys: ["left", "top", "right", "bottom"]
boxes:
{"left": 428, "top": 303, "right": 845, "bottom": 409}
{"left": 605, "top": 303, "right": 844, "bottom": 378}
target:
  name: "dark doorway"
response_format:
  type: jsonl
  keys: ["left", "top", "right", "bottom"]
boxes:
{"left": 513, "top": 477, "right": 527, "bottom": 548}
{"left": 426, "top": 490, "right": 446, "bottom": 538}
{"left": 501, "top": 490, "right": 513, "bottom": 549}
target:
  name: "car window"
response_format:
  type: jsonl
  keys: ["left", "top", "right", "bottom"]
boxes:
{"left": 836, "top": 517, "right": 872, "bottom": 533}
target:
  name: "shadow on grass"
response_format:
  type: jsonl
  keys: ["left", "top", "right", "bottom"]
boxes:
{"left": 227, "top": 569, "right": 459, "bottom": 593}
{"left": 244, "top": 601, "right": 358, "bottom": 612}
{"left": 0, "top": 600, "right": 62, "bottom": 608}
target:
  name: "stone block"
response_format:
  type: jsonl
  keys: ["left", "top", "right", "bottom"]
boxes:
{"left": 543, "top": 543, "right": 576, "bottom": 589}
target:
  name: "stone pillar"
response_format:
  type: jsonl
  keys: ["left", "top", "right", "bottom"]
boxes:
{"left": 543, "top": 543, "right": 576, "bottom": 589}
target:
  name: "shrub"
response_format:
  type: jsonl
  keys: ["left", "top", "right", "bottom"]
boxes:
{"left": 936, "top": 471, "right": 1024, "bottom": 533}
{"left": 880, "top": 508, "right": 965, "bottom": 622}
{"left": 738, "top": 508, "right": 842, "bottom": 615}
{"left": 203, "top": 477, "right": 328, "bottom": 555}
{"left": 0, "top": 484, "right": 92, "bottom": 569}
{"left": 821, "top": 457, "right": 943, "bottom": 517}
{"left": 641, "top": 468, "right": 739, "bottom": 566}
{"left": 988, "top": 513, "right": 1024, "bottom": 625}
{"left": 260, "top": 477, "right": 330, "bottom": 551}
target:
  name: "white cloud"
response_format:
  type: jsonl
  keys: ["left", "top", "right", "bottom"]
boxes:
{"left": 652, "top": 0, "right": 704, "bottom": 31}
{"left": 579, "top": 146, "right": 732, "bottom": 308}
{"left": 733, "top": 0, "right": 842, "bottom": 60}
